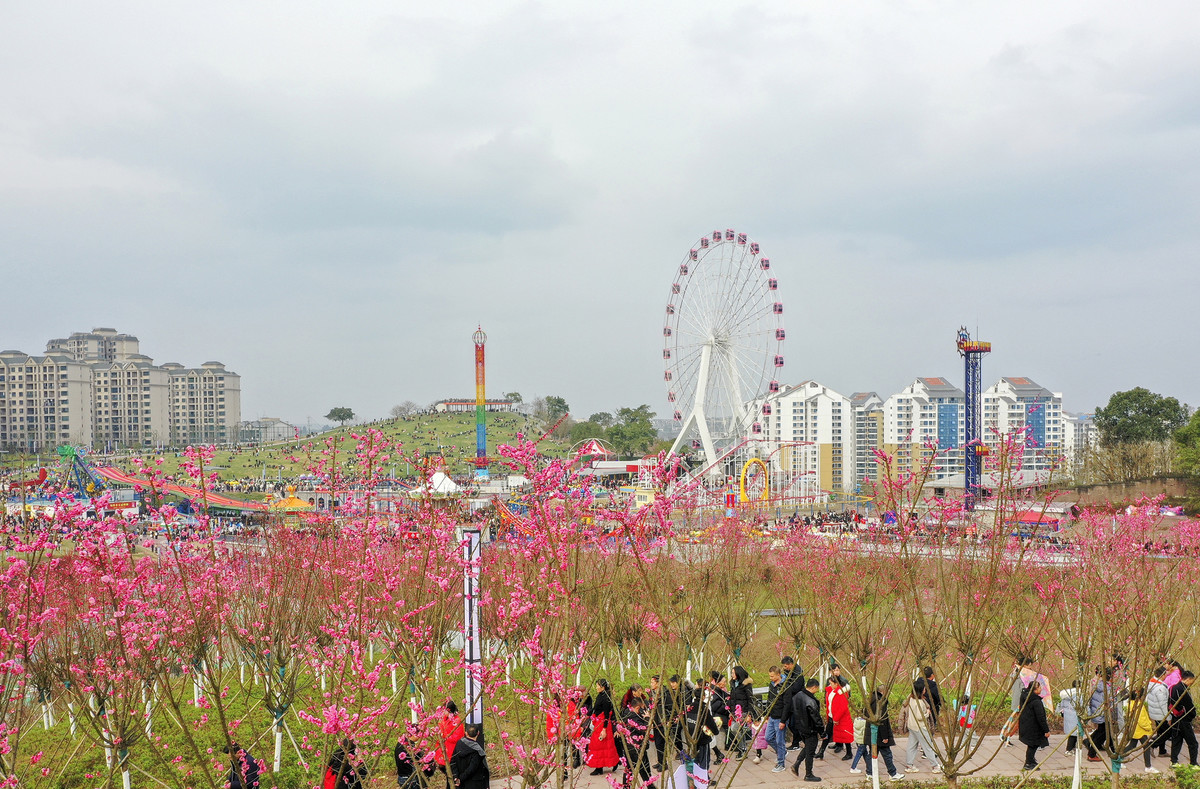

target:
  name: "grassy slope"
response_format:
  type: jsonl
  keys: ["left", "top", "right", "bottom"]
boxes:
{"left": 111, "top": 413, "right": 572, "bottom": 482}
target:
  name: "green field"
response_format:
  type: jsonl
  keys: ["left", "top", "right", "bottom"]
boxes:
{"left": 109, "top": 412, "right": 572, "bottom": 482}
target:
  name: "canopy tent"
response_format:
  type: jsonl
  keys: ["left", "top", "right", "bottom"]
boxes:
{"left": 410, "top": 471, "right": 462, "bottom": 497}
{"left": 270, "top": 491, "right": 314, "bottom": 511}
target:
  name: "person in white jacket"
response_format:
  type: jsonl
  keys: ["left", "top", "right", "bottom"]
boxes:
{"left": 1146, "top": 668, "right": 1171, "bottom": 757}
{"left": 1056, "top": 683, "right": 1082, "bottom": 754}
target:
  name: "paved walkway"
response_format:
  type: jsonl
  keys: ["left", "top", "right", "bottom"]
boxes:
{"left": 568, "top": 736, "right": 1168, "bottom": 787}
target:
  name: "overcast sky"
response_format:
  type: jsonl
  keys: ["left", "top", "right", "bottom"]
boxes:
{"left": 2, "top": 0, "right": 1197, "bottom": 427}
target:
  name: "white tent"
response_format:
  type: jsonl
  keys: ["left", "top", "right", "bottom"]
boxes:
{"left": 411, "top": 471, "right": 462, "bottom": 497}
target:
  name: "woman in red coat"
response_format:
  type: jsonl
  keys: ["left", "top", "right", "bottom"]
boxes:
{"left": 545, "top": 693, "right": 581, "bottom": 771}
{"left": 825, "top": 679, "right": 854, "bottom": 759}
{"left": 584, "top": 679, "right": 620, "bottom": 774}
{"left": 434, "top": 700, "right": 465, "bottom": 769}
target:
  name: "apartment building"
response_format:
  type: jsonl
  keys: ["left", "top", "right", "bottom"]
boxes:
{"left": 160, "top": 362, "right": 240, "bottom": 445}
{"left": 882, "top": 377, "right": 966, "bottom": 481}
{"left": 850, "top": 392, "right": 884, "bottom": 488}
{"left": 981, "top": 377, "right": 1064, "bottom": 473}
{"left": 0, "top": 328, "right": 241, "bottom": 451}
{"left": 749, "top": 375, "right": 1069, "bottom": 488}
{"left": 1061, "top": 412, "right": 1099, "bottom": 475}
{"left": 0, "top": 351, "right": 95, "bottom": 449}
{"left": 757, "top": 380, "right": 856, "bottom": 495}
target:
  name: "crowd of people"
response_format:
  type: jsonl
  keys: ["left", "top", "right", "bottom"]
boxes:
{"left": 217, "top": 654, "right": 1196, "bottom": 789}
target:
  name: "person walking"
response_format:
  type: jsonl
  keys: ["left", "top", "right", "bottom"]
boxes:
{"left": 862, "top": 690, "right": 905, "bottom": 782}
{"left": 786, "top": 678, "right": 824, "bottom": 782}
{"left": 817, "top": 670, "right": 853, "bottom": 761}
{"left": 728, "top": 665, "right": 756, "bottom": 759}
{"left": 649, "top": 675, "right": 681, "bottom": 771}
{"left": 1018, "top": 681, "right": 1050, "bottom": 771}
{"left": 546, "top": 691, "right": 581, "bottom": 775}
{"left": 449, "top": 724, "right": 490, "bottom": 789}
{"left": 224, "top": 742, "right": 260, "bottom": 789}
{"left": 1168, "top": 671, "right": 1198, "bottom": 766}
{"left": 585, "top": 679, "right": 621, "bottom": 774}
{"left": 1086, "top": 667, "right": 1123, "bottom": 762}
{"left": 1146, "top": 668, "right": 1172, "bottom": 758}
{"left": 435, "top": 701, "right": 465, "bottom": 774}
{"left": 780, "top": 657, "right": 803, "bottom": 749}
{"left": 1124, "top": 688, "right": 1160, "bottom": 774}
{"left": 764, "top": 666, "right": 791, "bottom": 772}
{"left": 394, "top": 737, "right": 437, "bottom": 788}
{"left": 1057, "top": 682, "right": 1082, "bottom": 754}
{"left": 707, "top": 671, "right": 730, "bottom": 762}
{"left": 921, "top": 668, "right": 943, "bottom": 726}
{"left": 326, "top": 739, "right": 368, "bottom": 789}
{"left": 904, "top": 681, "right": 941, "bottom": 773}
{"left": 619, "top": 693, "right": 651, "bottom": 787}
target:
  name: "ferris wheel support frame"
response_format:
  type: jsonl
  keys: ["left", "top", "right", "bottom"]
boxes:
{"left": 669, "top": 342, "right": 719, "bottom": 463}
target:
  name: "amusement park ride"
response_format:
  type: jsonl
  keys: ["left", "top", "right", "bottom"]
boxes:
{"left": 957, "top": 327, "right": 992, "bottom": 511}
{"left": 659, "top": 229, "right": 863, "bottom": 516}
{"left": 664, "top": 229, "right": 784, "bottom": 472}
{"left": 2, "top": 445, "right": 138, "bottom": 517}
{"left": 472, "top": 326, "right": 490, "bottom": 482}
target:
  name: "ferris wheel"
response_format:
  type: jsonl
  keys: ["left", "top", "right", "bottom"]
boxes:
{"left": 663, "top": 229, "right": 784, "bottom": 469}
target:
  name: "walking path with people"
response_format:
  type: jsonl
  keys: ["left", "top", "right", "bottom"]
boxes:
{"left": 562, "top": 735, "right": 1164, "bottom": 788}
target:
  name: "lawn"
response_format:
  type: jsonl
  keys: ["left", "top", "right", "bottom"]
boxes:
{"left": 106, "top": 412, "right": 572, "bottom": 483}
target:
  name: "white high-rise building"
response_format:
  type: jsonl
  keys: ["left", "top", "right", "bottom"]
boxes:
{"left": 0, "top": 328, "right": 241, "bottom": 451}
{"left": 1061, "top": 412, "right": 1098, "bottom": 476}
{"left": 981, "top": 377, "right": 1064, "bottom": 474}
{"left": 755, "top": 380, "right": 855, "bottom": 496}
{"left": 850, "top": 392, "right": 885, "bottom": 489}
{"left": 883, "top": 377, "right": 966, "bottom": 481}
{"left": 0, "top": 351, "right": 95, "bottom": 449}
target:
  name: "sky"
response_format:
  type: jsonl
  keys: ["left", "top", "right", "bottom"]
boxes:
{"left": 2, "top": 0, "right": 1198, "bottom": 427}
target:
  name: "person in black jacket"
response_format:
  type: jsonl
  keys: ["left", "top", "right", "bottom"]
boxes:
{"left": 683, "top": 680, "right": 718, "bottom": 770}
{"left": 1018, "top": 681, "right": 1050, "bottom": 770}
{"left": 862, "top": 690, "right": 904, "bottom": 781}
{"left": 650, "top": 675, "right": 682, "bottom": 771}
{"left": 781, "top": 657, "right": 804, "bottom": 748}
{"left": 1169, "top": 672, "right": 1197, "bottom": 766}
{"left": 785, "top": 679, "right": 824, "bottom": 782}
{"left": 224, "top": 742, "right": 260, "bottom": 789}
{"left": 708, "top": 671, "right": 730, "bottom": 762}
{"left": 328, "top": 739, "right": 368, "bottom": 789}
{"left": 765, "top": 666, "right": 791, "bottom": 771}
{"left": 922, "top": 667, "right": 944, "bottom": 726}
{"left": 728, "top": 665, "right": 755, "bottom": 759}
{"left": 449, "top": 724, "right": 490, "bottom": 789}
{"left": 619, "top": 695, "right": 651, "bottom": 787}
{"left": 395, "top": 737, "right": 437, "bottom": 788}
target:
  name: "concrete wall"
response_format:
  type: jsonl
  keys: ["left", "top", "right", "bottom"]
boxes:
{"left": 1064, "top": 475, "right": 1192, "bottom": 505}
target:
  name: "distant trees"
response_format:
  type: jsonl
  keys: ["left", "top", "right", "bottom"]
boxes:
{"left": 325, "top": 407, "right": 355, "bottom": 426}
{"left": 1082, "top": 388, "right": 1191, "bottom": 483}
{"left": 390, "top": 401, "right": 419, "bottom": 419}
{"left": 588, "top": 412, "right": 613, "bottom": 428}
{"left": 503, "top": 391, "right": 523, "bottom": 404}
{"left": 569, "top": 421, "right": 606, "bottom": 444}
{"left": 1175, "top": 409, "right": 1200, "bottom": 476}
{"left": 607, "top": 405, "right": 657, "bottom": 455}
{"left": 1095, "top": 387, "right": 1189, "bottom": 445}
{"left": 568, "top": 405, "right": 658, "bottom": 457}
{"left": 544, "top": 396, "right": 570, "bottom": 422}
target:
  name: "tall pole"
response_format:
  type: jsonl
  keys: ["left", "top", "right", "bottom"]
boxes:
{"left": 462, "top": 527, "right": 483, "bottom": 728}
{"left": 472, "top": 327, "right": 489, "bottom": 481}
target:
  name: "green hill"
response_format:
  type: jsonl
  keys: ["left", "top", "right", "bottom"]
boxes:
{"left": 112, "top": 411, "right": 571, "bottom": 482}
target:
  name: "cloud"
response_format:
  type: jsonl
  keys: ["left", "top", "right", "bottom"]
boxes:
{"left": 0, "top": 0, "right": 1198, "bottom": 424}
